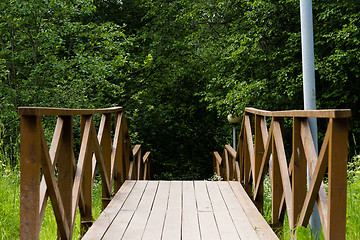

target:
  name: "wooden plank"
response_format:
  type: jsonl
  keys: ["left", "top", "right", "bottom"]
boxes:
{"left": 101, "top": 211, "right": 134, "bottom": 240}
{"left": 18, "top": 106, "right": 123, "bottom": 116}
{"left": 82, "top": 181, "right": 136, "bottom": 240}
{"left": 103, "top": 180, "right": 148, "bottom": 239}
{"left": 142, "top": 181, "right": 171, "bottom": 240}
{"left": 198, "top": 212, "right": 221, "bottom": 240}
{"left": 245, "top": 107, "right": 351, "bottom": 118}
{"left": 121, "top": 181, "right": 148, "bottom": 211}
{"left": 217, "top": 181, "right": 260, "bottom": 240}
{"left": 206, "top": 181, "right": 241, "bottom": 240}
{"left": 120, "top": 181, "right": 159, "bottom": 240}
{"left": 182, "top": 181, "right": 201, "bottom": 240}
{"left": 195, "top": 181, "right": 212, "bottom": 212}
{"left": 229, "top": 181, "right": 279, "bottom": 240}
{"left": 162, "top": 181, "right": 182, "bottom": 240}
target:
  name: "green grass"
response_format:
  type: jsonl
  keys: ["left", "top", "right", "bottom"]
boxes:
{"left": 0, "top": 165, "right": 20, "bottom": 239}
{"left": 38, "top": 180, "right": 103, "bottom": 239}
{"left": 0, "top": 161, "right": 103, "bottom": 239}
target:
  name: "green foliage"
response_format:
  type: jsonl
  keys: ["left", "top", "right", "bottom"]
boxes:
{"left": 0, "top": 0, "right": 141, "bottom": 168}
{"left": 1, "top": 0, "right": 360, "bottom": 181}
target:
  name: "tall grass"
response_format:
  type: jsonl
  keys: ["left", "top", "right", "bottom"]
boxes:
{"left": 0, "top": 164, "right": 20, "bottom": 239}
{"left": 347, "top": 155, "right": 360, "bottom": 239}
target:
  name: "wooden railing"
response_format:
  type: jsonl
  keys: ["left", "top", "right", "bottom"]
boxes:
{"left": 213, "top": 108, "right": 351, "bottom": 240}
{"left": 19, "top": 107, "right": 151, "bottom": 240}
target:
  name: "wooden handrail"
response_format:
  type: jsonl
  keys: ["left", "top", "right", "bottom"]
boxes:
{"left": 19, "top": 107, "right": 151, "bottom": 239}
{"left": 245, "top": 107, "right": 351, "bottom": 118}
{"left": 213, "top": 108, "right": 350, "bottom": 239}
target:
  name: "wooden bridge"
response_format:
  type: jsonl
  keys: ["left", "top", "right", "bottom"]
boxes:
{"left": 19, "top": 107, "right": 351, "bottom": 239}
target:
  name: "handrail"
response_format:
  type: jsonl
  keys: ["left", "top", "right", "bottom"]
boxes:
{"left": 19, "top": 107, "right": 151, "bottom": 239}
{"left": 213, "top": 108, "right": 351, "bottom": 239}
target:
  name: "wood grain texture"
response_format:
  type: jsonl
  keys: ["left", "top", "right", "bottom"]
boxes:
{"left": 84, "top": 181, "right": 277, "bottom": 240}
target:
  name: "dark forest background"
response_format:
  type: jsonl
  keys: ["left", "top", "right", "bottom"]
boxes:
{"left": 1, "top": 0, "right": 359, "bottom": 179}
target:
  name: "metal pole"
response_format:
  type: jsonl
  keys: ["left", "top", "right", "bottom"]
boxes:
{"left": 233, "top": 126, "right": 236, "bottom": 150}
{"left": 300, "top": 0, "right": 321, "bottom": 237}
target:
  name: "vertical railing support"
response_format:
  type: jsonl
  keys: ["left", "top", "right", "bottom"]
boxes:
{"left": 57, "top": 116, "right": 74, "bottom": 239}
{"left": 20, "top": 115, "right": 41, "bottom": 240}
{"left": 327, "top": 118, "right": 348, "bottom": 240}
{"left": 254, "top": 115, "right": 265, "bottom": 212}
{"left": 101, "top": 114, "right": 112, "bottom": 209}
{"left": 271, "top": 119, "right": 283, "bottom": 233}
{"left": 80, "top": 115, "right": 94, "bottom": 235}
{"left": 292, "top": 117, "right": 307, "bottom": 231}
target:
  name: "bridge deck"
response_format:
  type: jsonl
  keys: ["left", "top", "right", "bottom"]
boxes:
{"left": 83, "top": 180, "right": 278, "bottom": 240}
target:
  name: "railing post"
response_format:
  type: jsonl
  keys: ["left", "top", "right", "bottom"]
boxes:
{"left": 254, "top": 115, "right": 265, "bottom": 212}
{"left": 80, "top": 116, "right": 94, "bottom": 235}
{"left": 292, "top": 117, "right": 307, "bottom": 231}
{"left": 101, "top": 114, "right": 112, "bottom": 209}
{"left": 243, "top": 115, "right": 252, "bottom": 196}
{"left": 271, "top": 118, "right": 283, "bottom": 233}
{"left": 57, "top": 116, "right": 74, "bottom": 239}
{"left": 327, "top": 118, "right": 348, "bottom": 240}
{"left": 20, "top": 115, "right": 41, "bottom": 240}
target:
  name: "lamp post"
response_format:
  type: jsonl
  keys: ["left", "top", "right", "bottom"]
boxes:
{"left": 227, "top": 114, "right": 242, "bottom": 150}
{"left": 300, "top": 0, "right": 321, "bottom": 237}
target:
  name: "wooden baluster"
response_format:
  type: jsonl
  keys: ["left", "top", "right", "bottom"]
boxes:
{"left": 20, "top": 115, "right": 41, "bottom": 240}
{"left": 238, "top": 123, "right": 245, "bottom": 184}
{"left": 113, "top": 112, "right": 123, "bottom": 192}
{"left": 223, "top": 149, "right": 230, "bottom": 181}
{"left": 243, "top": 115, "right": 252, "bottom": 196}
{"left": 291, "top": 117, "right": 307, "bottom": 231}
{"left": 271, "top": 118, "right": 283, "bottom": 233}
{"left": 71, "top": 116, "right": 93, "bottom": 235}
{"left": 327, "top": 118, "right": 348, "bottom": 240}
{"left": 57, "top": 116, "right": 74, "bottom": 238}
{"left": 137, "top": 147, "right": 143, "bottom": 180}
{"left": 254, "top": 115, "right": 265, "bottom": 212}
{"left": 80, "top": 115, "right": 95, "bottom": 235}
{"left": 100, "top": 114, "right": 112, "bottom": 209}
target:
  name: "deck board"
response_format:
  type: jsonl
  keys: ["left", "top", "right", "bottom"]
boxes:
{"left": 182, "top": 181, "right": 201, "bottom": 240}
{"left": 83, "top": 180, "right": 278, "bottom": 240}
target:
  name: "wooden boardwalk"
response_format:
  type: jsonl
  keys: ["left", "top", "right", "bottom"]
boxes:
{"left": 18, "top": 107, "right": 350, "bottom": 239}
{"left": 83, "top": 181, "right": 278, "bottom": 240}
